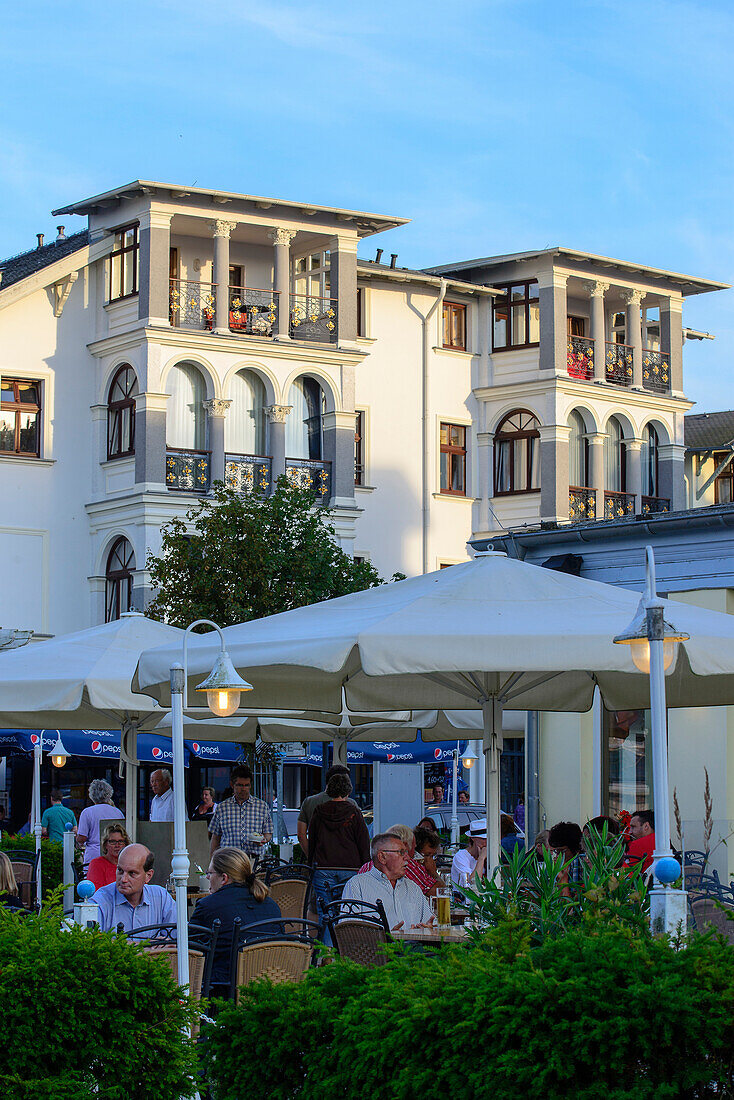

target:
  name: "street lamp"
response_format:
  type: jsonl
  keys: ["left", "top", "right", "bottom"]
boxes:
{"left": 613, "top": 545, "right": 688, "bottom": 934}
{"left": 49, "top": 732, "right": 69, "bottom": 768}
{"left": 461, "top": 748, "right": 478, "bottom": 770}
{"left": 169, "top": 620, "right": 252, "bottom": 989}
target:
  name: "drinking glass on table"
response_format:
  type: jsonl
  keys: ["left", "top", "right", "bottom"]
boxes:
{"left": 432, "top": 886, "right": 452, "bottom": 929}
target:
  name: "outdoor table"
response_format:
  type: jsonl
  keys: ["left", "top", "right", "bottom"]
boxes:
{"left": 391, "top": 925, "right": 467, "bottom": 945}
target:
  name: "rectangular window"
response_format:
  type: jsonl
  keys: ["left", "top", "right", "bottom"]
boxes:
{"left": 0, "top": 378, "right": 41, "bottom": 456}
{"left": 440, "top": 423, "right": 467, "bottom": 495}
{"left": 357, "top": 288, "right": 365, "bottom": 337}
{"left": 355, "top": 410, "right": 365, "bottom": 486}
{"left": 714, "top": 453, "right": 734, "bottom": 504}
{"left": 492, "top": 281, "right": 539, "bottom": 351}
{"left": 109, "top": 223, "right": 139, "bottom": 302}
{"left": 442, "top": 302, "right": 467, "bottom": 350}
{"left": 602, "top": 708, "right": 653, "bottom": 816}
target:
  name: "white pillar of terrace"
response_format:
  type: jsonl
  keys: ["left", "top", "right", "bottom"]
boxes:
{"left": 204, "top": 399, "right": 232, "bottom": 486}
{"left": 211, "top": 220, "right": 236, "bottom": 334}
{"left": 265, "top": 404, "right": 292, "bottom": 487}
{"left": 589, "top": 281, "right": 609, "bottom": 382}
{"left": 623, "top": 288, "right": 644, "bottom": 389}
{"left": 626, "top": 438, "right": 645, "bottom": 513}
{"left": 269, "top": 228, "right": 295, "bottom": 340}
{"left": 587, "top": 432, "right": 606, "bottom": 520}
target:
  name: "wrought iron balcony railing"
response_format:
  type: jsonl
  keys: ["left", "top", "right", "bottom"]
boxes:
{"left": 569, "top": 486, "right": 596, "bottom": 522}
{"left": 567, "top": 336, "right": 594, "bottom": 380}
{"left": 285, "top": 458, "right": 331, "bottom": 502}
{"left": 641, "top": 495, "right": 670, "bottom": 515}
{"left": 228, "top": 287, "right": 278, "bottom": 337}
{"left": 225, "top": 453, "right": 272, "bottom": 496}
{"left": 604, "top": 489, "right": 636, "bottom": 520}
{"left": 605, "top": 342, "right": 633, "bottom": 387}
{"left": 166, "top": 448, "right": 211, "bottom": 492}
{"left": 642, "top": 349, "right": 671, "bottom": 394}
{"left": 290, "top": 295, "right": 338, "bottom": 343}
{"left": 169, "top": 279, "right": 216, "bottom": 330}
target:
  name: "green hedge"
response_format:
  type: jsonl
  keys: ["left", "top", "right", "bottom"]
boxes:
{"left": 0, "top": 834, "right": 76, "bottom": 897}
{"left": 0, "top": 906, "right": 199, "bottom": 1099}
{"left": 202, "top": 924, "right": 734, "bottom": 1100}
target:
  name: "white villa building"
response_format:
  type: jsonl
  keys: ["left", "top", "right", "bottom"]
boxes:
{"left": 1, "top": 179, "right": 732, "bottom": 865}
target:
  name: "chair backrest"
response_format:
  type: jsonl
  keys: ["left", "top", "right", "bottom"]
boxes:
{"left": 268, "top": 878, "right": 311, "bottom": 922}
{"left": 234, "top": 939, "right": 312, "bottom": 1002}
{"left": 329, "top": 919, "right": 390, "bottom": 967}
{"left": 691, "top": 897, "right": 734, "bottom": 944}
{"left": 143, "top": 945, "right": 206, "bottom": 999}
{"left": 227, "top": 916, "right": 319, "bottom": 998}
{"left": 683, "top": 864, "right": 705, "bottom": 891}
{"left": 10, "top": 857, "right": 37, "bottom": 908}
{"left": 684, "top": 850, "right": 709, "bottom": 868}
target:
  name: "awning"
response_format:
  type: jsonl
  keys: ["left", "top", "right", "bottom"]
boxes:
{"left": 288, "top": 736, "right": 469, "bottom": 765}
{"left": 0, "top": 729, "right": 245, "bottom": 767}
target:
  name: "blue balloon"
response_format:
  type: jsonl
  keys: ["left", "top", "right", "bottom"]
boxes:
{"left": 77, "top": 879, "right": 96, "bottom": 899}
{"left": 653, "top": 856, "right": 681, "bottom": 885}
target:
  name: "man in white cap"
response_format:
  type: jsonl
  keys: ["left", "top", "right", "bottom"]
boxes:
{"left": 451, "top": 819, "right": 487, "bottom": 888}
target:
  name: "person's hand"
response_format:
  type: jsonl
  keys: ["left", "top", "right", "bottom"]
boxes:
{"left": 391, "top": 921, "right": 405, "bottom": 931}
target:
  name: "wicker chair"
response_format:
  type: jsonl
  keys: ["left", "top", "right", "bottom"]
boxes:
{"left": 324, "top": 899, "right": 391, "bottom": 968}
{"left": 690, "top": 897, "right": 734, "bottom": 944}
{"left": 116, "top": 920, "right": 221, "bottom": 997}
{"left": 10, "top": 850, "right": 39, "bottom": 909}
{"left": 266, "top": 867, "right": 314, "bottom": 924}
{"left": 227, "top": 916, "right": 318, "bottom": 1002}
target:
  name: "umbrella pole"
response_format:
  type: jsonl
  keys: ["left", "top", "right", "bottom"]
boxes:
{"left": 33, "top": 737, "right": 42, "bottom": 907}
{"left": 483, "top": 700, "right": 502, "bottom": 878}
{"left": 333, "top": 731, "right": 348, "bottom": 768}
{"left": 169, "top": 664, "right": 190, "bottom": 991}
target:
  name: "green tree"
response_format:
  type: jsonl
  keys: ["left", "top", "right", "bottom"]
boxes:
{"left": 146, "top": 478, "right": 389, "bottom": 627}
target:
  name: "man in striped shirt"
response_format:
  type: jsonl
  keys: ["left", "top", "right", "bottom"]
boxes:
{"left": 357, "top": 823, "right": 440, "bottom": 898}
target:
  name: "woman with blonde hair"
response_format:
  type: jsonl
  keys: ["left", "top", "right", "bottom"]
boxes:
{"left": 191, "top": 847, "right": 282, "bottom": 995}
{"left": 0, "top": 851, "right": 23, "bottom": 909}
{"left": 86, "top": 823, "right": 131, "bottom": 889}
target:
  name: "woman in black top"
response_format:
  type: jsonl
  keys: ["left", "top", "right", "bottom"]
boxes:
{"left": 0, "top": 852, "right": 24, "bottom": 909}
{"left": 191, "top": 847, "right": 281, "bottom": 996}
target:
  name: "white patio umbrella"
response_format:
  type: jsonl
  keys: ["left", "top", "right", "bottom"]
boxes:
{"left": 135, "top": 550, "right": 734, "bottom": 867}
{"left": 0, "top": 612, "right": 257, "bottom": 891}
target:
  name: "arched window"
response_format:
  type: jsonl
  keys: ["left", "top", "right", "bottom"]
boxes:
{"left": 107, "top": 365, "right": 138, "bottom": 459}
{"left": 226, "top": 370, "right": 267, "bottom": 456}
{"left": 604, "top": 416, "right": 627, "bottom": 491}
{"left": 166, "top": 362, "right": 206, "bottom": 450}
{"left": 105, "top": 537, "right": 135, "bottom": 622}
{"left": 494, "top": 410, "right": 540, "bottom": 495}
{"left": 642, "top": 424, "right": 659, "bottom": 497}
{"left": 568, "top": 411, "right": 589, "bottom": 488}
{"left": 286, "top": 376, "right": 325, "bottom": 460}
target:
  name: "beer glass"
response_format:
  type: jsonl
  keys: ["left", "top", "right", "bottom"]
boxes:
{"left": 432, "top": 886, "right": 452, "bottom": 929}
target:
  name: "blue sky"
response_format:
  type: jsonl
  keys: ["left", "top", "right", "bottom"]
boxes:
{"left": 2, "top": 0, "right": 731, "bottom": 410}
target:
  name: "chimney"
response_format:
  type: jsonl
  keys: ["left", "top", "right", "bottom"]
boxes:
{"left": 390, "top": 254, "right": 398, "bottom": 269}
{"left": 36, "top": 233, "right": 44, "bottom": 249}
{"left": 375, "top": 248, "right": 383, "bottom": 263}
{"left": 56, "top": 225, "right": 66, "bottom": 242}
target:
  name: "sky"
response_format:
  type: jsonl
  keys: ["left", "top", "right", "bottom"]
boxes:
{"left": 1, "top": 0, "right": 732, "bottom": 410}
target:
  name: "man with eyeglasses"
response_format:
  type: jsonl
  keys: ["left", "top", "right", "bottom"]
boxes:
{"left": 341, "top": 833, "right": 433, "bottom": 930}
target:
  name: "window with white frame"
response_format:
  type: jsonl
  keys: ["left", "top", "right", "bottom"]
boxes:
{"left": 293, "top": 250, "right": 331, "bottom": 306}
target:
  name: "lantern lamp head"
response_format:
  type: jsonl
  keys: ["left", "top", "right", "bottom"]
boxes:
{"left": 195, "top": 650, "right": 252, "bottom": 717}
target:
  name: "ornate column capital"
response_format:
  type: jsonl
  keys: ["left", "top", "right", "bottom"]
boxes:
{"left": 583, "top": 279, "right": 609, "bottom": 298}
{"left": 621, "top": 288, "right": 643, "bottom": 306}
{"left": 264, "top": 404, "right": 292, "bottom": 424}
{"left": 210, "top": 220, "right": 237, "bottom": 239}
{"left": 268, "top": 227, "right": 296, "bottom": 248}
{"left": 203, "top": 398, "right": 232, "bottom": 418}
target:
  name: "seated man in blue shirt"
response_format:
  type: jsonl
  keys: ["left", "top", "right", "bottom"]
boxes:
{"left": 95, "top": 843, "right": 175, "bottom": 936}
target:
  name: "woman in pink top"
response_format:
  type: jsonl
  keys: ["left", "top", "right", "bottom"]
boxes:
{"left": 87, "top": 822, "right": 130, "bottom": 889}
{"left": 77, "top": 779, "right": 124, "bottom": 870}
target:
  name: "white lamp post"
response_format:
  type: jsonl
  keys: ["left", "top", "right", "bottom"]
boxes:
{"left": 169, "top": 620, "right": 252, "bottom": 989}
{"left": 450, "top": 745, "right": 460, "bottom": 847}
{"left": 613, "top": 545, "right": 689, "bottom": 933}
{"left": 32, "top": 730, "right": 69, "bottom": 907}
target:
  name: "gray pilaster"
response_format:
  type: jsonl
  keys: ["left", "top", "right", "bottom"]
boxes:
{"left": 138, "top": 211, "right": 172, "bottom": 325}
{"left": 624, "top": 289, "right": 643, "bottom": 388}
{"left": 330, "top": 237, "right": 358, "bottom": 345}
{"left": 660, "top": 297, "right": 684, "bottom": 394}
{"left": 265, "top": 405, "right": 291, "bottom": 486}
{"left": 269, "top": 229, "right": 295, "bottom": 340}
{"left": 204, "top": 399, "right": 231, "bottom": 485}
{"left": 627, "top": 439, "right": 644, "bottom": 511}
{"left": 134, "top": 392, "right": 169, "bottom": 486}
{"left": 538, "top": 273, "right": 567, "bottom": 372}
{"left": 588, "top": 433, "right": 606, "bottom": 517}
{"left": 589, "top": 282, "right": 608, "bottom": 382}
{"left": 323, "top": 411, "right": 357, "bottom": 505}
{"left": 212, "top": 221, "right": 236, "bottom": 333}
{"left": 539, "top": 424, "right": 571, "bottom": 522}
{"left": 658, "top": 444, "right": 687, "bottom": 511}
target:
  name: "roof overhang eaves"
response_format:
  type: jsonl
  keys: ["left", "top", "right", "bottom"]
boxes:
{"left": 357, "top": 262, "right": 498, "bottom": 296}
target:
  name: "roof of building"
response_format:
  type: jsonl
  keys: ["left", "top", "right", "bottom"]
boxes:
{"left": 0, "top": 230, "right": 90, "bottom": 290}
{"left": 685, "top": 411, "right": 734, "bottom": 451}
{"left": 357, "top": 258, "right": 497, "bottom": 296}
{"left": 51, "top": 180, "right": 409, "bottom": 237}
{"left": 424, "top": 247, "right": 729, "bottom": 297}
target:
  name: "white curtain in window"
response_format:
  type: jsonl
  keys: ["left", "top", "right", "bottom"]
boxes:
{"left": 568, "top": 411, "right": 586, "bottom": 487}
{"left": 604, "top": 417, "right": 623, "bottom": 491}
{"left": 226, "top": 370, "right": 267, "bottom": 456}
{"left": 166, "top": 361, "right": 206, "bottom": 450}
{"left": 642, "top": 424, "right": 658, "bottom": 496}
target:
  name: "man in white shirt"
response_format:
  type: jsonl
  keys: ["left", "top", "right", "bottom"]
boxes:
{"left": 451, "top": 818, "right": 487, "bottom": 888}
{"left": 149, "top": 769, "right": 174, "bottom": 822}
{"left": 341, "top": 833, "right": 433, "bottom": 930}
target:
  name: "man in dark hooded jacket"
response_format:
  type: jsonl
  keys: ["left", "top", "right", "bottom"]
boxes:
{"left": 308, "top": 772, "right": 370, "bottom": 942}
